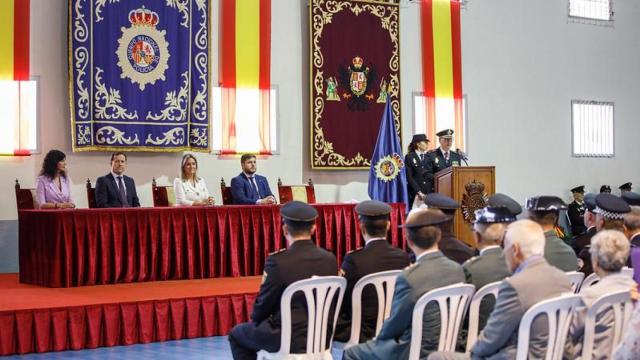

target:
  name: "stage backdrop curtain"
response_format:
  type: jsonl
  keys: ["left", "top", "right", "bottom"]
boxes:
{"left": 19, "top": 204, "right": 407, "bottom": 288}
{"left": 309, "top": 0, "right": 401, "bottom": 169}
{"left": 69, "top": 0, "right": 210, "bottom": 152}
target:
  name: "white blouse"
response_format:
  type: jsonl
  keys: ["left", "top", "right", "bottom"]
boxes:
{"left": 173, "top": 177, "right": 211, "bottom": 205}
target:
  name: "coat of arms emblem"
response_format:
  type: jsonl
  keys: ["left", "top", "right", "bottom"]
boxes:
{"left": 116, "top": 7, "right": 170, "bottom": 90}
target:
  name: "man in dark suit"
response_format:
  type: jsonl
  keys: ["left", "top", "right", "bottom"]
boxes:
{"left": 230, "top": 154, "right": 276, "bottom": 205}
{"left": 405, "top": 134, "right": 433, "bottom": 208}
{"left": 334, "top": 200, "right": 410, "bottom": 343}
{"left": 567, "top": 185, "right": 586, "bottom": 236}
{"left": 526, "top": 195, "right": 578, "bottom": 271}
{"left": 343, "top": 209, "right": 465, "bottom": 360}
{"left": 227, "top": 201, "right": 337, "bottom": 360}
{"left": 424, "top": 193, "right": 474, "bottom": 264}
{"left": 95, "top": 152, "right": 140, "bottom": 208}
{"left": 426, "top": 129, "right": 463, "bottom": 190}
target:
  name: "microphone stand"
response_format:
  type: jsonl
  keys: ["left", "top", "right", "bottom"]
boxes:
{"left": 457, "top": 149, "right": 469, "bottom": 166}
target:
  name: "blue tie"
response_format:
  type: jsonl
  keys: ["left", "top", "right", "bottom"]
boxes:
{"left": 250, "top": 177, "right": 261, "bottom": 198}
{"left": 117, "top": 176, "right": 128, "bottom": 207}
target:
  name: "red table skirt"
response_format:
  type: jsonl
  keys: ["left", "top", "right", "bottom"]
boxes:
{"left": 19, "top": 204, "right": 407, "bottom": 287}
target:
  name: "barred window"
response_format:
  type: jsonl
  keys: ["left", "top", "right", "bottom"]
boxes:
{"left": 0, "top": 80, "right": 39, "bottom": 155}
{"left": 569, "top": 0, "right": 613, "bottom": 22}
{"left": 571, "top": 100, "right": 614, "bottom": 157}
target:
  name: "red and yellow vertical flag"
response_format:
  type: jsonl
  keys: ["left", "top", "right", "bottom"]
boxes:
{"left": 421, "top": 0, "right": 463, "bottom": 150}
{"left": 0, "top": 0, "right": 30, "bottom": 80}
{"left": 220, "top": 0, "right": 271, "bottom": 154}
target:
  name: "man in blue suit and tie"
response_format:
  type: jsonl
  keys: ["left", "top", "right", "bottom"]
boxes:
{"left": 230, "top": 154, "right": 276, "bottom": 205}
{"left": 95, "top": 152, "right": 141, "bottom": 208}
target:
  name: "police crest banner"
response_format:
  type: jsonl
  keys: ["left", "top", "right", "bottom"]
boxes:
{"left": 310, "top": 0, "right": 400, "bottom": 169}
{"left": 70, "top": 0, "right": 210, "bottom": 152}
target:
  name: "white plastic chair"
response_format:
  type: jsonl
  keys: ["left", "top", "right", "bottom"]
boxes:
{"left": 515, "top": 294, "right": 583, "bottom": 360}
{"left": 343, "top": 270, "right": 401, "bottom": 349}
{"left": 621, "top": 266, "right": 634, "bottom": 278}
{"left": 257, "top": 276, "right": 346, "bottom": 360}
{"left": 566, "top": 271, "right": 586, "bottom": 293}
{"left": 465, "top": 281, "right": 501, "bottom": 353}
{"left": 581, "top": 267, "right": 633, "bottom": 290}
{"left": 580, "top": 290, "right": 633, "bottom": 359}
{"left": 408, "top": 283, "right": 475, "bottom": 360}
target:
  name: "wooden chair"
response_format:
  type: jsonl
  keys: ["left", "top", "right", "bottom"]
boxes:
{"left": 15, "top": 179, "right": 36, "bottom": 210}
{"left": 277, "top": 178, "right": 316, "bottom": 204}
{"left": 152, "top": 177, "right": 175, "bottom": 207}
{"left": 86, "top": 178, "right": 97, "bottom": 208}
{"left": 221, "top": 178, "right": 233, "bottom": 205}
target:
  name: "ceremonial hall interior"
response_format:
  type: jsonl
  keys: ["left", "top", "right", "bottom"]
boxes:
{"left": 1, "top": 0, "right": 640, "bottom": 359}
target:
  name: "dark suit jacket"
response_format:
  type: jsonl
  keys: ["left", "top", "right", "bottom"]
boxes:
{"left": 230, "top": 173, "right": 274, "bottom": 205}
{"left": 405, "top": 151, "right": 433, "bottom": 207}
{"left": 440, "top": 232, "right": 475, "bottom": 265}
{"left": 248, "top": 240, "right": 337, "bottom": 353}
{"left": 334, "top": 239, "right": 410, "bottom": 343}
{"left": 567, "top": 201, "right": 586, "bottom": 236}
{"left": 95, "top": 173, "right": 140, "bottom": 208}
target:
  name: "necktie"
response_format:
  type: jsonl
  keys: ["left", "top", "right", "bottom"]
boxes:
{"left": 419, "top": 153, "right": 425, "bottom": 162}
{"left": 444, "top": 152, "right": 449, "bottom": 162}
{"left": 250, "top": 177, "right": 261, "bottom": 198}
{"left": 117, "top": 176, "right": 128, "bottom": 207}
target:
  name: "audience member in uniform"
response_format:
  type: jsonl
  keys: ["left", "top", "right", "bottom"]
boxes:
{"left": 621, "top": 191, "right": 640, "bottom": 208}
{"left": 487, "top": 193, "right": 522, "bottom": 218}
{"left": 35, "top": 150, "right": 75, "bottom": 209}
{"left": 227, "top": 201, "right": 337, "bottom": 360}
{"left": 619, "top": 182, "right": 632, "bottom": 194}
{"left": 343, "top": 209, "right": 465, "bottom": 360}
{"left": 463, "top": 206, "right": 514, "bottom": 331}
{"left": 95, "top": 152, "right": 140, "bottom": 208}
{"left": 429, "top": 220, "right": 573, "bottom": 360}
{"left": 334, "top": 200, "right": 410, "bottom": 343}
{"left": 423, "top": 193, "right": 474, "bottom": 264}
{"left": 526, "top": 196, "right": 578, "bottom": 271}
{"left": 173, "top": 154, "right": 214, "bottom": 206}
{"left": 567, "top": 185, "right": 587, "bottom": 236}
{"left": 600, "top": 185, "right": 612, "bottom": 194}
{"left": 593, "top": 193, "right": 630, "bottom": 232}
{"left": 230, "top": 154, "right": 276, "bottom": 205}
{"left": 405, "top": 134, "right": 433, "bottom": 209}
{"left": 567, "top": 230, "right": 636, "bottom": 359}
{"left": 575, "top": 193, "right": 598, "bottom": 274}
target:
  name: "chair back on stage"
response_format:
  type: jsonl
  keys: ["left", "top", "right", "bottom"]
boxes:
{"left": 220, "top": 178, "right": 233, "bottom": 205}
{"left": 152, "top": 178, "right": 175, "bottom": 207}
{"left": 86, "top": 178, "right": 97, "bottom": 208}
{"left": 15, "top": 179, "right": 36, "bottom": 210}
{"left": 277, "top": 178, "right": 316, "bottom": 204}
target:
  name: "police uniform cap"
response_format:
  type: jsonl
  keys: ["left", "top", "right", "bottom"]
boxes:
{"left": 424, "top": 193, "right": 459, "bottom": 210}
{"left": 619, "top": 182, "right": 632, "bottom": 191}
{"left": 594, "top": 193, "right": 630, "bottom": 219}
{"left": 411, "top": 134, "right": 429, "bottom": 144}
{"left": 401, "top": 209, "right": 452, "bottom": 229}
{"left": 355, "top": 200, "right": 392, "bottom": 217}
{"left": 622, "top": 192, "right": 640, "bottom": 207}
{"left": 525, "top": 196, "right": 567, "bottom": 211}
{"left": 600, "top": 185, "right": 611, "bottom": 193}
{"left": 571, "top": 185, "right": 585, "bottom": 194}
{"left": 280, "top": 201, "right": 318, "bottom": 222}
{"left": 583, "top": 193, "right": 597, "bottom": 211}
{"left": 488, "top": 193, "right": 522, "bottom": 216}
{"left": 436, "top": 129, "right": 454, "bottom": 138}
{"left": 474, "top": 206, "right": 517, "bottom": 224}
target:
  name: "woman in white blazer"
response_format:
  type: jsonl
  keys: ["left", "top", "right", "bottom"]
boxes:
{"left": 173, "top": 154, "right": 215, "bottom": 206}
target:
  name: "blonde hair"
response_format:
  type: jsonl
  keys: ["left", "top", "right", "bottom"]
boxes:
{"left": 180, "top": 154, "right": 200, "bottom": 181}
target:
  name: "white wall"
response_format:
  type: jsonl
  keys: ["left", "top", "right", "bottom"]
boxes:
{"left": 2, "top": 0, "right": 640, "bottom": 223}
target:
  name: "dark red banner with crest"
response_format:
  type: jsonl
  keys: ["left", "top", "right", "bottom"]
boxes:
{"left": 310, "top": 0, "right": 401, "bottom": 169}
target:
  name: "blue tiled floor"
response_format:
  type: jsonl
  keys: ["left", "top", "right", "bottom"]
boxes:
{"left": 4, "top": 336, "right": 344, "bottom": 359}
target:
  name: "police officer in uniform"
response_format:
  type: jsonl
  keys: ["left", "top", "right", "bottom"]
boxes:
{"left": 573, "top": 193, "right": 597, "bottom": 261}
{"left": 567, "top": 185, "right": 586, "bottom": 236}
{"left": 487, "top": 193, "right": 522, "bottom": 217}
{"left": 334, "top": 200, "right": 410, "bottom": 343}
{"left": 424, "top": 193, "right": 474, "bottom": 264}
{"left": 405, "top": 134, "right": 433, "bottom": 209}
{"left": 227, "top": 201, "right": 337, "bottom": 360}
{"left": 600, "top": 185, "right": 611, "bottom": 194}
{"left": 426, "top": 129, "right": 463, "bottom": 191}
{"left": 619, "top": 182, "right": 632, "bottom": 194}
{"left": 526, "top": 196, "right": 579, "bottom": 271}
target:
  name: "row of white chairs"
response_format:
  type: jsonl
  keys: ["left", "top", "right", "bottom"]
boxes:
{"left": 258, "top": 267, "right": 635, "bottom": 360}
{"left": 566, "top": 267, "right": 634, "bottom": 293}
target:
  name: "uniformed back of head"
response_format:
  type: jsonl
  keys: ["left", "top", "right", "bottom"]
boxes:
{"left": 526, "top": 196, "right": 567, "bottom": 227}
{"left": 594, "top": 193, "right": 630, "bottom": 232}
{"left": 472, "top": 206, "right": 515, "bottom": 246}
{"left": 356, "top": 200, "right": 392, "bottom": 238}
{"left": 402, "top": 208, "right": 451, "bottom": 250}
{"left": 280, "top": 201, "right": 318, "bottom": 239}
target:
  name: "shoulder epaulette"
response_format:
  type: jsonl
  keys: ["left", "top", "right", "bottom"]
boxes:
{"left": 269, "top": 248, "right": 287, "bottom": 256}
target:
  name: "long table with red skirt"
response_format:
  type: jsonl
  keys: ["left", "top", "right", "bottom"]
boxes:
{"left": 19, "top": 203, "right": 407, "bottom": 287}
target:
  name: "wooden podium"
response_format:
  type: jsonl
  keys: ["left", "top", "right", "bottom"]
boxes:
{"left": 434, "top": 166, "right": 496, "bottom": 247}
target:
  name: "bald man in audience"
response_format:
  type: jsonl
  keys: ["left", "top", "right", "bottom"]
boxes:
{"left": 526, "top": 196, "right": 579, "bottom": 271}
{"left": 566, "top": 230, "right": 636, "bottom": 359}
{"left": 429, "top": 220, "right": 573, "bottom": 360}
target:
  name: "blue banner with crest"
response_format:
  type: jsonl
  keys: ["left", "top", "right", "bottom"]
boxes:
{"left": 70, "top": 0, "right": 210, "bottom": 152}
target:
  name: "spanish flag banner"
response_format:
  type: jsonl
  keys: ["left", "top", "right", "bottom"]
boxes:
{"left": 0, "top": 0, "right": 30, "bottom": 80}
{"left": 220, "top": 0, "right": 271, "bottom": 154}
{"left": 421, "top": 0, "right": 463, "bottom": 150}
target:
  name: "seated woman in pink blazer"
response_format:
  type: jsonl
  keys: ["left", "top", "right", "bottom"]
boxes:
{"left": 35, "top": 150, "right": 75, "bottom": 209}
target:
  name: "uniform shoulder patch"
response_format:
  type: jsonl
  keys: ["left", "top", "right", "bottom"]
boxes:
{"left": 269, "top": 248, "right": 287, "bottom": 256}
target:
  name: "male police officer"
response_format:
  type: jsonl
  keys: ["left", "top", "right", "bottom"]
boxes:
{"left": 427, "top": 129, "right": 463, "bottom": 191}
{"left": 567, "top": 185, "right": 586, "bottom": 236}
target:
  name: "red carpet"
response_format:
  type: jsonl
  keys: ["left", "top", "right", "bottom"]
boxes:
{"left": 0, "top": 273, "right": 261, "bottom": 355}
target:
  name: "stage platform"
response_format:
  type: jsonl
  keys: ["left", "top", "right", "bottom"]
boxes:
{"left": 0, "top": 274, "right": 260, "bottom": 355}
